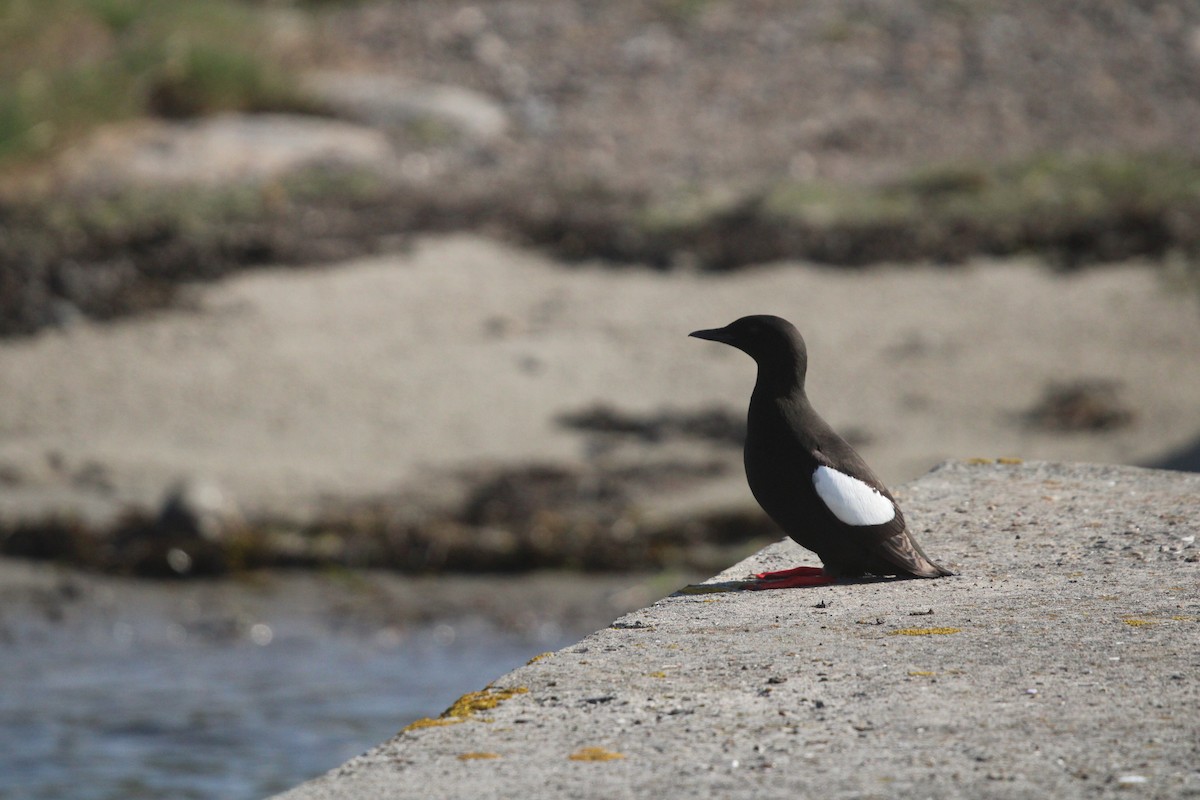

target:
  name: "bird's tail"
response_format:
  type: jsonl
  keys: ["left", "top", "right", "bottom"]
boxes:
{"left": 880, "top": 532, "right": 954, "bottom": 578}
{"left": 917, "top": 561, "right": 955, "bottom": 578}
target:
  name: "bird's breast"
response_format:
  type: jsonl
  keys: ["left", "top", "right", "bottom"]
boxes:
{"left": 743, "top": 404, "right": 817, "bottom": 525}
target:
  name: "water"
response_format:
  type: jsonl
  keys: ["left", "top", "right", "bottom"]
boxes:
{"left": 0, "top": 605, "right": 572, "bottom": 800}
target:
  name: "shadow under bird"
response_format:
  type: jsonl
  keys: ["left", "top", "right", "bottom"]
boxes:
{"left": 690, "top": 315, "right": 952, "bottom": 588}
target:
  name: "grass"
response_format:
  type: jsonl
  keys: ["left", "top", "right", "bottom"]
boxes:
{"left": 891, "top": 154, "right": 1199, "bottom": 230}
{"left": 768, "top": 152, "right": 1200, "bottom": 250}
{"left": 0, "top": 0, "right": 315, "bottom": 166}
{"left": 0, "top": 161, "right": 396, "bottom": 336}
{"left": 635, "top": 152, "right": 1200, "bottom": 269}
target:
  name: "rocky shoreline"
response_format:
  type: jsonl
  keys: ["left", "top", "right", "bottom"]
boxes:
{"left": 1, "top": 461, "right": 775, "bottom": 578}
{"left": 3, "top": 234, "right": 1199, "bottom": 580}
{"left": 3, "top": 1, "right": 1200, "bottom": 580}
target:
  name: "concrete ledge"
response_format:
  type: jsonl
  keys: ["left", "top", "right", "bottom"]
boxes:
{"left": 273, "top": 461, "right": 1199, "bottom": 799}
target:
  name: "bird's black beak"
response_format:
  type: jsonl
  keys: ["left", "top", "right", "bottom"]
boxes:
{"left": 689, "top": 326, "right": 733, "bottom": 344}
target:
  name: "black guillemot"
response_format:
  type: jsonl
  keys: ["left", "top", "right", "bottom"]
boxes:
{"left": 690, "top": 315, "right": 952, "bottom": 588}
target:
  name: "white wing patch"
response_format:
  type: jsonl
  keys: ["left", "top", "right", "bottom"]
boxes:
{"left": 812, "top": 466, "right": 896, "bottom": 526}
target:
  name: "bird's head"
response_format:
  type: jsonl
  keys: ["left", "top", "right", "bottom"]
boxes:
{"left": 690, "top": 315, "right": 809, "bottom": 391}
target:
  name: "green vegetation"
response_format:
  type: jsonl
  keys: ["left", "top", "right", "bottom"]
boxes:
{"left": 5, "top": 149, "right": 1196, "bottom": 336}
{"left": 637, "top": 152, "right": 1200, "bottom": 269}
{"left": 0, "top": 0, "right": 314, "bottom": 165}
{"left": 766, "top": 153, "right": 1200, "bottom": 234}
{"left": 0, "top": 162, "right": 395, "bottom": 336}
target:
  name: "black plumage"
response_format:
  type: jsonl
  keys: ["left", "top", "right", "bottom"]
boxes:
{"left": 690, "top": 315, "right": 951, "bottom": 584}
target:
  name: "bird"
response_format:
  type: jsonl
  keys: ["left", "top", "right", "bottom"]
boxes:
{"left": 690, "top": 315, "right": 952, "bottom": 588}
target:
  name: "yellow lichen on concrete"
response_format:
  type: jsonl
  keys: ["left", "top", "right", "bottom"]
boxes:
{"left": 647, "top": 671, "right": 667, "bottom": 678}
{"left": 889, "top": 627, "right": 963, "bottom": 636}
{"left": 908, "top": 670, "right": 936, "bottom": 676}
{"left": 997, "top": 457, "right": 1024, "bottom": 464}
{"left": 966, "top": 457, "right": 995, "bottom": 465}
{"left": 402, "top": 717, "right": 463, "bottom": 732}
{"left": 569, "top": 747, "right": 626, "bottom": 761}
{"left": 1122, "top": 618, "right": 1154, "bottom": 627}
{"left": 526, "top": 652, "right": 554, "bottom": 665}
{"left": 445, "top": 687, "right": 529, "bottom": 719}
{"left": 457, "top": 752, "right": 501, "bottom": 760}
{"left": 403, "top": 686, "right": 530, "bottom": 734}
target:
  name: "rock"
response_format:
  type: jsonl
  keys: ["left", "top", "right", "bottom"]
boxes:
{"left": 1023, "top": 379, "right": 1135, "bottom": 432}
{"left": 156, "top": 478, "right": 244, "bottom": 543}
{"left": 620, "top": 24, "right": 680, "bottom": 71}
{"left": 57, "top": 113, "right": 395, "bottom": 191}
{"left": 305, "top": 71, "right": 510, "bottom": 142}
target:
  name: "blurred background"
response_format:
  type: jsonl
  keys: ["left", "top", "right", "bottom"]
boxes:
{"left": 2, "top": 1, "right": 1199, "bottom": 797}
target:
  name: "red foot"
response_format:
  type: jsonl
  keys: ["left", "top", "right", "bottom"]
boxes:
{"left": 747, "top": 565, "right": 834, "bottom": 590}
{"left": 754, "top": 565, "right": 825, "bottom": 580}
{"left": 747, "top": 574, "right": 834, "bottom": 590}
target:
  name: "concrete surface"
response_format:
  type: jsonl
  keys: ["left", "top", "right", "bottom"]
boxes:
{"left": 271, "top": 459, "right": 1199, "bottom": 800}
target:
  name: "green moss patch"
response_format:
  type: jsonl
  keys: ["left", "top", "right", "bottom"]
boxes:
{"left": 0, "top": 0, "right": 316, "bottom": 166}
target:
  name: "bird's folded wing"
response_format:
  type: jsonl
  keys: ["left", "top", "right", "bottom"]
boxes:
{"left": 811, "top": 465, "right": 896, "bottom": 526}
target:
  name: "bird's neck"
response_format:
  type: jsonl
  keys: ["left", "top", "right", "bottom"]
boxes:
{"left": 750, "top": 380, "right": 826, "bottom": 451}
{"left": 752, "top": 360, "right": 806, "bottom": 399}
